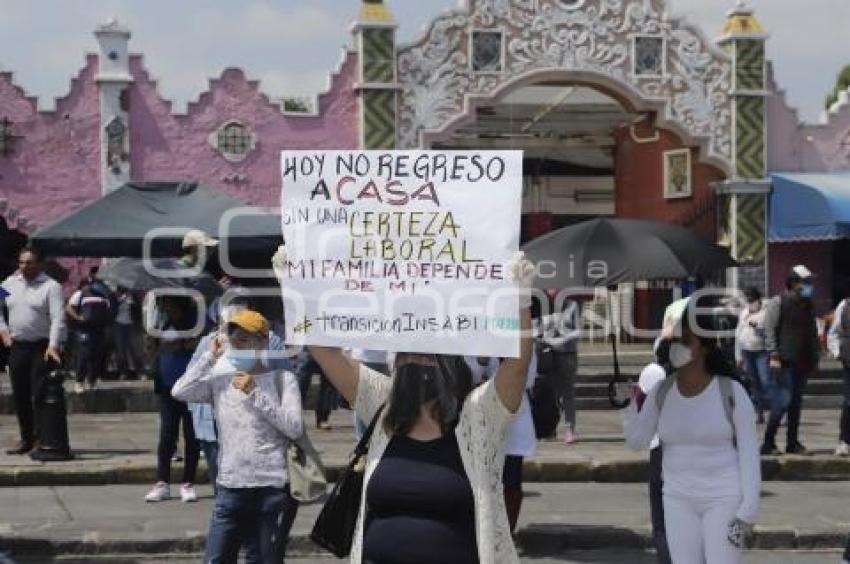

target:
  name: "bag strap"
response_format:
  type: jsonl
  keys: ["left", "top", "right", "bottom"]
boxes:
{"left": 776, "top": 295, "right": 791, "bottom": 344}
{"left": 718, "top": 376, "right": 737, "bottom": 449}
{"left": 354, "top": 404, "right": 386, "bottom": 459}
{"left": 655, "top": 376, "right": 736, "bottom": 447}
{"left": 270, "top": 370, "right": 299, "bottom": 445}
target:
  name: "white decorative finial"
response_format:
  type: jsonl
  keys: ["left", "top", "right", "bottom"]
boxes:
{"left": 95, "top": 16, "right": 130, "bottom": 36}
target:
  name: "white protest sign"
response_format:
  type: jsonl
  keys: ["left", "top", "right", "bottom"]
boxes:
{"left": 279, "top": 150, "right": 523, "bottom": 357}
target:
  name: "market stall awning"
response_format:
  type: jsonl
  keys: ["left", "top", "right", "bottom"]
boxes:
{"left": 31, "top": 182, "right": 282, "bottom": 258}
{"left": 769, "top": 172, "right": 850, "bottom": 242}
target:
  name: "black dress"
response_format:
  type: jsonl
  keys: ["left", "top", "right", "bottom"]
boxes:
{"left": 362, "top": 433, "right": 479, "bottom": 564}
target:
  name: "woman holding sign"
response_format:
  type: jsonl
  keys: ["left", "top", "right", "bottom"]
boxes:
{"left": 273, "top": 245, "right": 534, "bottom": 564}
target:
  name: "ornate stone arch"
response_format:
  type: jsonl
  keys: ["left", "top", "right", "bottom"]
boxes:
{"left": 397, "top": 0, "right": 733, "bottom": 174}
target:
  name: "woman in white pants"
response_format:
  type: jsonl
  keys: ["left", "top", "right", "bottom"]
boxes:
{"left": 623, "top": 302, "right": 761, "bottom": 564}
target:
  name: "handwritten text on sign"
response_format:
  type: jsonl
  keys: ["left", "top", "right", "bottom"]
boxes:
{"left": 280, "top": 150, "right": 522, "bottom": 357}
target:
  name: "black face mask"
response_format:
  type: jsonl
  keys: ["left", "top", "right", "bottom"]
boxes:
{"left": 395, "top": 363, "right": 441, "bottom": 404}
{"left": 386, "top": 361, "right": 461, "bottom": 435}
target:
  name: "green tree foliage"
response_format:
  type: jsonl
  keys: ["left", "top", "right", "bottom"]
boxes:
{"left": 825, "top": 65, "right": 850, "bottom": 110}
{"left": 282, "top": 97, "right": 312, "bottom": 113}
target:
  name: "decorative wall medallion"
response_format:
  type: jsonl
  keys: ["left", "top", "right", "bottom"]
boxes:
{"left": 633, "top": 36, "right": 664, "bottom": 76}
{"left": 209, "top": 120, "right": 256, "bottom": 163}
{"left": 397, "top": 0, "right": 733, "bottom": 171}
{"left": 664, "top": 148, "right": 692, "bottom": 199}
{"left": 471, "top": 30, "right": 504, "bottom": 72}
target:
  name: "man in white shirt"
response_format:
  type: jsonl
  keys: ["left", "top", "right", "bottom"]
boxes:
{"left": 0, "top": 247, "right": 65, "bottom": 454}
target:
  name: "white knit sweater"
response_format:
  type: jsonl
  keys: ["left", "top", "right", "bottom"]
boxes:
{"left": 350, "top": 364, "right": 519, "bottom": 564}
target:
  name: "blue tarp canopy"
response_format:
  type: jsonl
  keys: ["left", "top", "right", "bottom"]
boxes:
{"left": 769, "top": 172, "right": 850, "bottom": 242}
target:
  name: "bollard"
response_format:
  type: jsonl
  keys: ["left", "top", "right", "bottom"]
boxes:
{"left": 30, "top": 368, "right": 73, "bottom": 462}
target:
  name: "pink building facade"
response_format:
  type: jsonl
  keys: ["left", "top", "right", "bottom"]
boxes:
{"left": 766, "top": 63, "right": 850, "bottom": 308}
{"left": 0, "top": 18, "right": 359, "bottom": 283}
{"left": 0, "top": 21, "right": 359, "bottom": 236}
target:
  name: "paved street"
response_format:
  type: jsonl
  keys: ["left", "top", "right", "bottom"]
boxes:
{"left": 1, "top": 385, "right": 848, "bottom": 560}
{"left": 2, "top": 481, "right": 848, "bottom": 557}
{"left": 12, "top": 550, "right": 848, "bottom": 563}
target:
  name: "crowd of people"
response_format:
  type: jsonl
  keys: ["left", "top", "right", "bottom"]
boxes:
{"left": 1, "top": 238, "right": 849, "bottom": 563}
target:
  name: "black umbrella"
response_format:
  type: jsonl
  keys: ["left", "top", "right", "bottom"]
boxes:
{"left": 522, "top": 217, "right": 736, "bottom": 407}
{"left": 99, "top": 258, "right": 223, "bottom": 300}
{"left": 522, "top": 217, "right": 736, "bottom": 288}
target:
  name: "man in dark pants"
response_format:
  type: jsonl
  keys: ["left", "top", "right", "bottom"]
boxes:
{"left": 761, "top": 265, "right": 820, "bottom": 456}
{"left": 0, "top": 247, "right": 64, "bottom": 455}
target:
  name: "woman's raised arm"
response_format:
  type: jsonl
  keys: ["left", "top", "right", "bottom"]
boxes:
{"left": 494, "top": 307, "right": 533, "bottom": 413}
{"left": 494, "top": 254, "right": 535, "bottom": 413}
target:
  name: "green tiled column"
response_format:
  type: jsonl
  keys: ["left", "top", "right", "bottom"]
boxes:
{"left": 354, "top": 2, "right": 397, "bottom": 150}
{"left": 718, "top": 3, "right": 770, "bottom": 289}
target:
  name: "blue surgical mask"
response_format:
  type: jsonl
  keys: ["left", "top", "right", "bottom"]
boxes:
{"left": 800, "top": 284, "right": 814, "bottom": 299}
{"left": 226, "top": 348, "right": 258, "bottom": 372}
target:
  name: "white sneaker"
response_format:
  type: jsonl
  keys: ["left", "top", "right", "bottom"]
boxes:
{"left": 835, "top": 442, "right": 850, "bottom": 457}
{"left": 144, "top": 481, "right": 171, "bottom": 502}
{"left": 180, "top": 483, "right": 197, "bottom": 503}
{"left": 73, "top": 382, "right": 85, "bottom": 394}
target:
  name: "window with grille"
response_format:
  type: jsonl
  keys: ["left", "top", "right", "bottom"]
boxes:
{"left": 210, "top": 121, "right": 256, "bottom": 162}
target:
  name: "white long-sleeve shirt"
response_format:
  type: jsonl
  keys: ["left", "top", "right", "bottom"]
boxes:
{"left": 171, "top": 353, "right": 303, "bottom": 489}
{"left": 538, "top": 299, "right": 581, "bottom": 353}
{"left": 0, "top": 272, "right": 65, "bottom": 349}
{"left": 735, "top": 305, "right": 767, "bottom": 362}
{"left": 636, "top": 362, "right": 666, "bottom": 450}
{"left": 827, "top": 299, "right": 847, "bottom": 360}
{"left": 623, "top": 376, "right": 761, "bottom": 524}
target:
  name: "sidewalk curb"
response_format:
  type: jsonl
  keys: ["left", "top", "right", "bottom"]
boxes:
{"left": 1, "top": 456, "right": 848, "bottom": 487}
{"left": 4, "top": 528, "right": 848, "bottom": 558}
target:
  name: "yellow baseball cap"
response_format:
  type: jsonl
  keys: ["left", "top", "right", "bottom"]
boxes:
{"left": 227, "top": 310, "right": 270, "bottom": 337}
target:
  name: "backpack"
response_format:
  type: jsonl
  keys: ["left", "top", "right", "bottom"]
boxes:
{"left": 77, "top": 281, "right": 117, "bottom": 330}
{"left": 529, "top": 378, "right": 560, "bottom": 440}
{"left": 655, "top": 376, "right": 738, "bottom": 448}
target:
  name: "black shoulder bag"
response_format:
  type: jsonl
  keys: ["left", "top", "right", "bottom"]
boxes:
{"left": 310, "top": 404, "right": 385, "bottom": 558}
